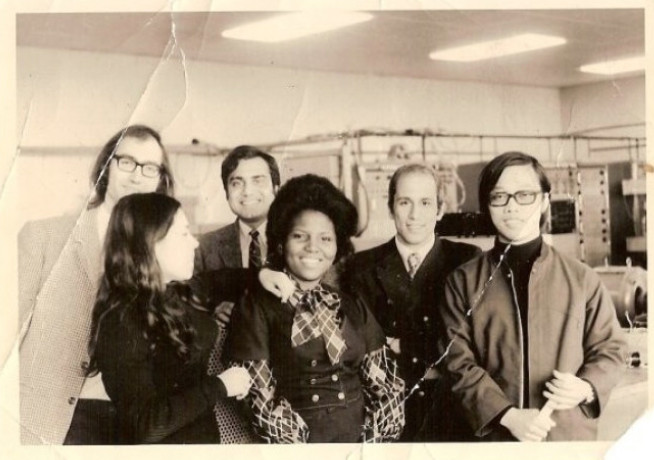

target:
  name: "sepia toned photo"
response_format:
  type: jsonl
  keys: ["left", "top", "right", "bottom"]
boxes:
{"left": 1, "top": 2, "right": 650, "bottom": 459}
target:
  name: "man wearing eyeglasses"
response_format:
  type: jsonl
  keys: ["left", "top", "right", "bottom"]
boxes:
{"left": 437, "top": 152, "right": 624, "bottom": 442}
{"left": 341, "top": 164, "right": 480, "bottom": 442}
{"left": 19, "top": 125, "right": 174, "bottom": 445}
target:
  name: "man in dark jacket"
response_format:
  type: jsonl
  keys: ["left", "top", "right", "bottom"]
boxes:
{"left": 342, "top": 164, "right": 480, "bottom": 441}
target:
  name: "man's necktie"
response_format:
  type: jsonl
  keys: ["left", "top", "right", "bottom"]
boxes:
{"left": 248, "top": 230, "right": 262, "bottom": 269}
{"left": 407, "top": 252, "right": 421, "bottom": 279}
{"left": 207, "top": 327, "right": 258, "bottom": 443}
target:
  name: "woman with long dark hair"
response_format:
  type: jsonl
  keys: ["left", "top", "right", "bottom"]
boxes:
{"left": 87, "top": 193, "right": 251, "bottom": 444}
{"left": 229, "top": 174, "right": 405, "bottom": 443}
{"left": 437, "top": 151, "right": 625, "bottom": 441}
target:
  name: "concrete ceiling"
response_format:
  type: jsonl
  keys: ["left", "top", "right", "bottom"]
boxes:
{"left": 17, "top": 9, "right": 645, "bottom": 88}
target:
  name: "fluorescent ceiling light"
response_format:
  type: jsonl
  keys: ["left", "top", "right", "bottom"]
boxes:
{"left": 579, "top": 56, "right": 645, "bottom": 75}
{"left": 429, "top": 33, "right": 566, "bottom": 62}
{"left": 222, "top": 11, "right": 373, "bottom": 43}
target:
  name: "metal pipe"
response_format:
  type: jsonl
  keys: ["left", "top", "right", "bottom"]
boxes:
{"left": 565, "top": 122, "right": 646, "bottom": 135}
{"left": 589, "top": 142, "right": 647, "bottom": 154}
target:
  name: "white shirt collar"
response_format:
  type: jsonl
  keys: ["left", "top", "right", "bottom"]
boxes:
{"left": 238, "top": 219, "right": 267, "bottom": 239}
{"left": 394, "top": 233, "right": 435, "bottom": 274}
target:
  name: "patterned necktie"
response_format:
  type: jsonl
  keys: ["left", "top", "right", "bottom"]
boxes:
{"left": 407, "top": 252, "right": 421, "bottom": 279}
{"left": 248, "top": 230, "right": 262, "bottom": 269}
{"left": 288, "top": 286, "right": 347, "bottom": 365}
{"left": 206, "top": 326, "right": 258, "bottom": 443}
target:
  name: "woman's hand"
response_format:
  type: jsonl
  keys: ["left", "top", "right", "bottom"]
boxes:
{"left": 259, "top": 268, "right": 295, "bottom": 302}
{"left": 218, "top": 366, "right": 252, "bottom": 400}
{"left": 500, "top": 407, "right": 555, "bottom": 442}
{"left": 214, "top": 301, "right": 235, "bottom": 327}
{"left": 385, "top": 337, "right": 401, "bottom": 355}
{"left": 543, "top": 369, "right": 595, "bottom": 410}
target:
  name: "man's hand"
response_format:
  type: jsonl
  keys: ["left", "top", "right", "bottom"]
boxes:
{"left": 500, "top": 407, "right": 556, "bottom": 442}
{"left": 214, "top": 301, "right": 235, "bottom": 327}
{"left": 543, "top": 369, "right": 595, "bottom": 410}
{"left": 259, "top": 268, "right": 295, "bottom": 302}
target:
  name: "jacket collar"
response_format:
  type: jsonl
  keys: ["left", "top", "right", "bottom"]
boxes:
{"left": 375, "top": 236, "right": 442, "bottom": 293}
{"left": 490, "top": 236, "right": 552, "bottom": 269}
{"left": 221, "top": 220, "right": 243, "bottom": 266}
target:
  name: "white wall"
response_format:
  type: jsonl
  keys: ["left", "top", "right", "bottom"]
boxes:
{"left": 560, "top": 76, "right": 645, "bottom": 136}
{"left": 17, "top": 46, "right": 567, "bottom": 227}
{"left": 18, "top": 47, "right": 564, "bottom": 147}
{"left": 19, "top": 47, "right": 645, "bottom": 231}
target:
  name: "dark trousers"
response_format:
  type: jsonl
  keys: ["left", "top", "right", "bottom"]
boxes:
{"left": 401, "top": 379, "right": 436, "bottom": 442}
{"left": 414, "top": 379, "right": 474, "bottom": 442}
{"left": 298, "top": 394, "right": 365, "bottom": 443}
{"left": 64, "top": 399, "right": 117, "bottom": 445}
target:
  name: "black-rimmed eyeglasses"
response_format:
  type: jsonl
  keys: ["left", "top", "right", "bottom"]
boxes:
{"left": 489, "top": 191, "right": 544, "bottom": 207}
{"left": 114, "top": 155, "right": 162, "bottom": 178}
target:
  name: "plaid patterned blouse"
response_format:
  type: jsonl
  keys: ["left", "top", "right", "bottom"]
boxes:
{"left": 232, "top": 282, "right": 405, "bottom": 443}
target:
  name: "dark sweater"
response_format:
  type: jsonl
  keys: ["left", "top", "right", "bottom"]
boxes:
{"left": 493, "top": 236, "right": 543, "bottom": 407}
{"left": 96, "top": 298, "right": 227, "bottom": 444}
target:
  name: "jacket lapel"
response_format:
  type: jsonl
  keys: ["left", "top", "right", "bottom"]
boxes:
{"left": 412, "top": 237, "right": 444, "bottom": 285}
{"left": 375, "top": 240, "right": 412, "bottom": 304}
{"left": 220, "top": 220, "right": 243, "bottom": 268}
{"left": 71, "top": 207, "right": 102, "bottom": 287}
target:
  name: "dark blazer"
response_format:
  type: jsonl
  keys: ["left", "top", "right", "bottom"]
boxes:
{"left": 342, "top": 236, "right": 480, "bottom": 441}
{"left": 96, "top": 299, "right": 228, "bottom": 444}
{"left": 194, "top": 220, "right": 242, "bottom": 273}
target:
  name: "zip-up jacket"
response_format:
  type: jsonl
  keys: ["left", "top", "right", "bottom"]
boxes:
{"left": 437, "top": 242, "right": 626, "bottom": 441}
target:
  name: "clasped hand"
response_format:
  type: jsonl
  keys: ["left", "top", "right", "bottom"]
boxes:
{"left": 500, "top": 407, "right": 555, "bottom": 442}
{"left": 218, "top": 366, "right": 252, "bottom": 400}
{"left": 543, "top": 369, "right": 593, "bottom": 410}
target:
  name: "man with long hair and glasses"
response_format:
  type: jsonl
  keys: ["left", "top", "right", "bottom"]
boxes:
{"left": 19, "top": 125, "right": 174, "bottom": 444}
{"left": 437, "top": 151, "right": 625, "bottom": 442}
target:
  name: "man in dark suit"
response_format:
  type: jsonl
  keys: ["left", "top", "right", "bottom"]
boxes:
{"left": 194, "top": 145, "right": 280, "bottom": 322}
{"left": 342, "top": 163, "right": 480, "bottom": 442}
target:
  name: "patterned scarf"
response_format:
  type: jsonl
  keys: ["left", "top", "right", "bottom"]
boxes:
{"left": 287, "top": 282, "right": 347, "bottom": 365}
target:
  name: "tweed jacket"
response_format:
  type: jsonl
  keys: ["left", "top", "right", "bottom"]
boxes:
{"left": 19, "top": 208, "right": 103, "bottom": 444}
{"left": 18, "top": 214, "right": 78, "bottom": 328}
{"left": 194, "top": 220, "right": 242, "bottom": 273}
{"left": 438, "top": 242, "right": 626, "bottom": 441}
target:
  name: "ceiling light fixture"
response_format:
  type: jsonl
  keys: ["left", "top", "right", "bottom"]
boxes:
{"left": 429, "top": 33, "right": 566, "bottom": 62}
{"left": 579, "top": 56, "right": 645, "bottom": 75}
{"left": 222, "top": 11, "right": 373, "bottom": 43}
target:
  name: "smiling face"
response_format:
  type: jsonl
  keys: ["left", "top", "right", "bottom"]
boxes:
{"left": 104, "top": 136, "right": 164, "bottom": 208}
{"left": 284, "top": 210, "right": 337, "bottom": 290}
{"left": 155, "top": 210, "right": 199, "bottom": 284}
{"left": 226, "top": 157, "right": 277, "bottom": 229}
{"left": 391, "top": 171, "right": 440, "bottom": 249}
{"left": 488, "top": 164, "right": 549, "bottom": 244}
